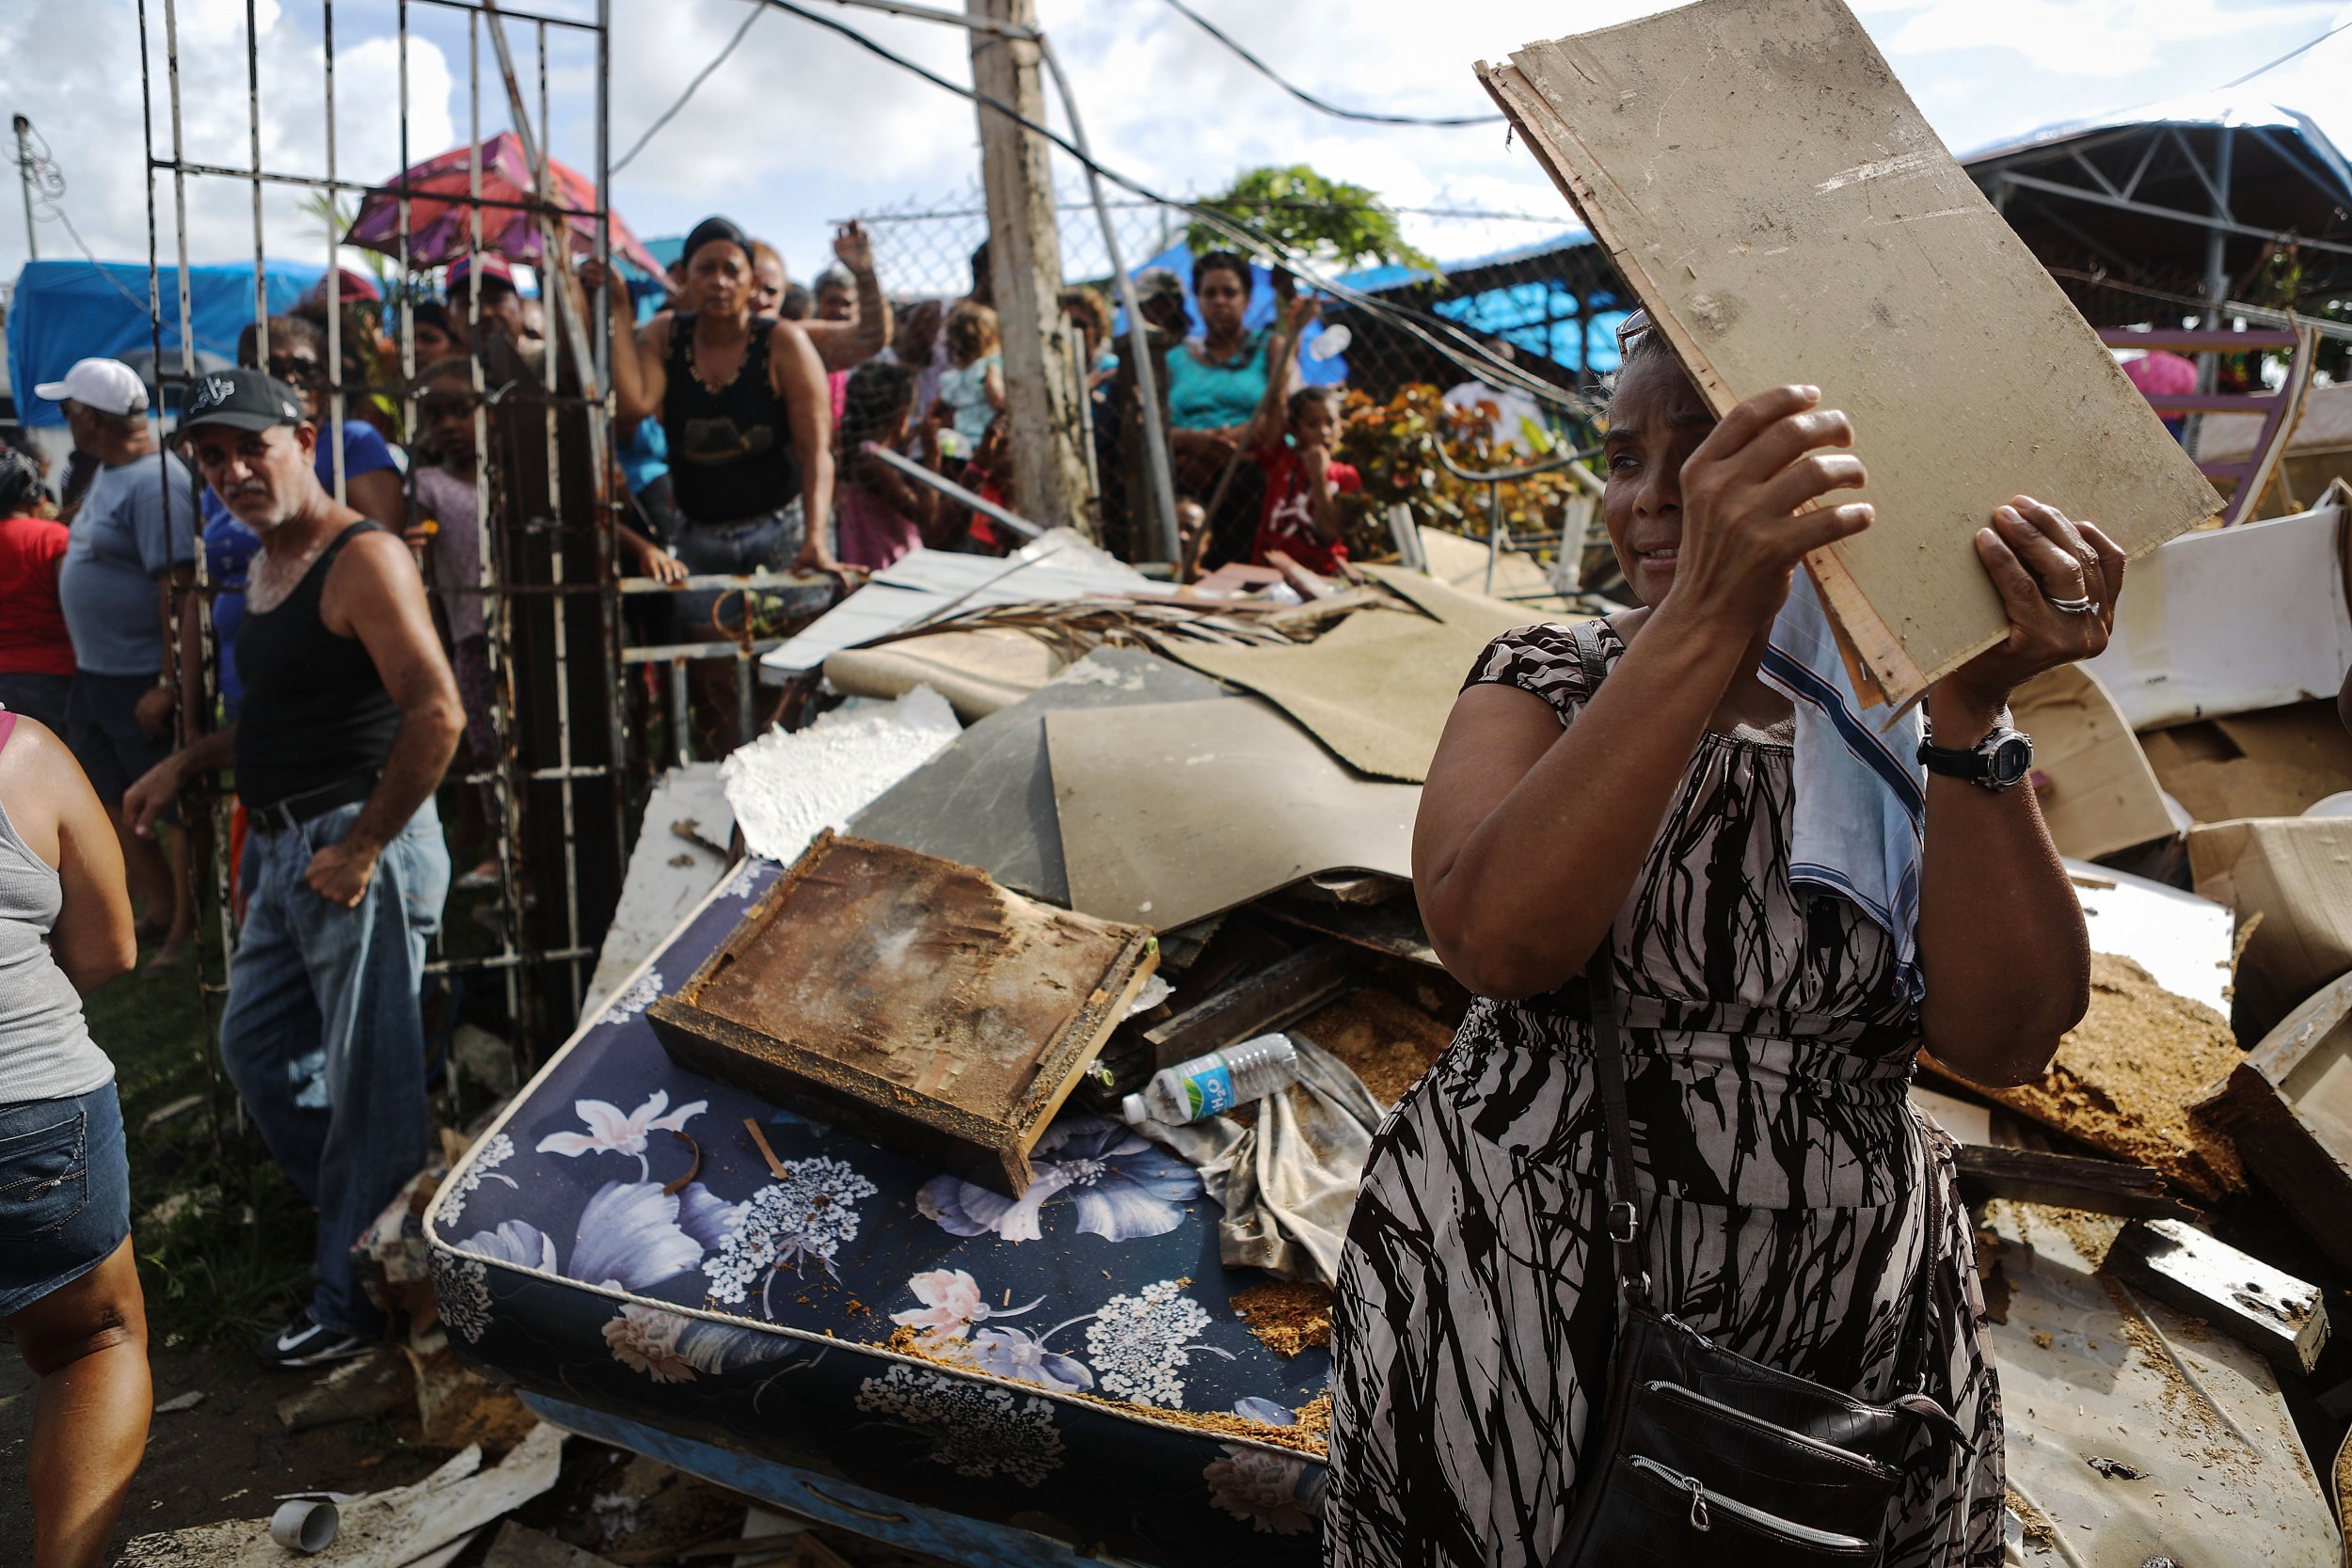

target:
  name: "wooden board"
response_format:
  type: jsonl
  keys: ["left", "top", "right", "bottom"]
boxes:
{"left": 2198, "top": 970, "right": 2352, "bottom": 1275}
{"left": 647, "top": 832, "right": 1157, "bottom": 1196}
{"left": 1476, "top": 0, "right": 2217, "bottom": 705}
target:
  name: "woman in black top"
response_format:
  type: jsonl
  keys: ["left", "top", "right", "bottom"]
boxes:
{"left": 606, "top": 216, "right": 840, "bottom": 588}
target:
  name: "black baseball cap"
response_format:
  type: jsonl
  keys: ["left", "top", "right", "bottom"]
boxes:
{"left": 181, "top": 367, "right": 306, "bottom": 435}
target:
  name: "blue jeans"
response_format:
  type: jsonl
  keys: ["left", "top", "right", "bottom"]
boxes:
{"left": 0, "top": 1082, "right": 131, "bottom": 1318}
{"left": 671, "top": 499, "right": 832, "bottom": 635}
{"left": 219, "top": 798, "right": 449, "bottom": 1335}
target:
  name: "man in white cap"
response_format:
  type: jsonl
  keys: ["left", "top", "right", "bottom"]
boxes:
{"left": 126, "top": 368, "right": 460, "bottom": 1369}
{"left": 35, "top": 356, "right": 199, "bottom": 970}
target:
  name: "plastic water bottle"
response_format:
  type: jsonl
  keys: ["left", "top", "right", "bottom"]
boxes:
{"left": 1121, "top": 1034, "right": 1301, "bottom": 1127}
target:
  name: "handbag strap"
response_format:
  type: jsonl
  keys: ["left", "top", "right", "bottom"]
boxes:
{"left": 1567, "top": 621, "right": 1652, "bottom": 1308}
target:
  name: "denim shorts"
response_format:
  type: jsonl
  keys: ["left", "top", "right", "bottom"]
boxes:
{"left": 0, "top": 1081, "right": 131, "bottom": 1318}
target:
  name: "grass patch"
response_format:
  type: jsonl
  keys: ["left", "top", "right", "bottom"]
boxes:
{"left": 92, "top": 911, "right": 314, "bottom": 1351}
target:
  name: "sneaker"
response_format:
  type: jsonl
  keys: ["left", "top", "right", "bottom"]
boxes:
{"left": 258, "top": 1310, "right": 372, "bottom": 1370}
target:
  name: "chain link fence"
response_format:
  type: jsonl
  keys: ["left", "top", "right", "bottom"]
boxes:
{"left": 840, "top": 190, "right": 1628, "bottom": 577}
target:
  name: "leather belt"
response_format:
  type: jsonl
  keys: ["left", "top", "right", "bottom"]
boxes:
{"left": 246, "top": 775, "right": 376, "bottom": 834}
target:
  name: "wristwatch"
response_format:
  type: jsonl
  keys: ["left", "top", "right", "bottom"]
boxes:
{"left": 1917, "top": 721, "right": 2034, "bottom": 793}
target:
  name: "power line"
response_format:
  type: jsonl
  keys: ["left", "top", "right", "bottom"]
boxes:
{"left": 2215, "top": 15, "right": 2352, "bottom": 90}
{"left": 8, "top": 119, "right": 157, "bottom": 319}
{"left": 753, "top": 0, "right": 1581, "bottom": 410}
{"left": 611, "top": 3, "right": 765, "bottom": 173}
{"left": 1157, "top": 0, "right": 1504, "bottom": 129}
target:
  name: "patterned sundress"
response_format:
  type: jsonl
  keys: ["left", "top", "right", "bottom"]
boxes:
{"left": 1326, "top": 621, "right": 2005, "bottom": 1568}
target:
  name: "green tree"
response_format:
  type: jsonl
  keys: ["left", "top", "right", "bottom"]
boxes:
{"left": 1185, "top": 165, "right": 1437, "bottom": 274}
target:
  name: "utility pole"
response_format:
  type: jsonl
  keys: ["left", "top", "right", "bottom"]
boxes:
{"left": 12, "top": 116, "right": 39, "bottom": 261}
{"left": 968, "top": 0, "right": 1093, "bottom": 537}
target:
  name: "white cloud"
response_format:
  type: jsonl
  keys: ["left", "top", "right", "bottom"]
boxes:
{"left": 8, "top": 0, "right": 2352, "bottom": 305}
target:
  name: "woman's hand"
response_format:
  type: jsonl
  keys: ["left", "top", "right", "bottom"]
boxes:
{"left": 628, "top": 535, "right": 690, "bottom": 584}
{"left": 834, "top": 221, "right": 875, "bottom": 276}
{"left": 1936, "top": 497, "right": 2125, "bottom": 722}
{"left": 1662, "top": 385, "right": 1874, "bottom": 632}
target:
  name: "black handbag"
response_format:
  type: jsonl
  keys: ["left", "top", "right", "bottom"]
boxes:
{"left": 1549, "top": 621, "right": 1968, "bottom": 1567}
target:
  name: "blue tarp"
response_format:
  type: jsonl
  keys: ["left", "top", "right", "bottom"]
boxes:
{"left": 8, "top": 259, "right": 324, "bottom": 426}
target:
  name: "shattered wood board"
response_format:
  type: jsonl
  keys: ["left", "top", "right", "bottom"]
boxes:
{"left": 1477, "top": 0, "right": 2216, "bottom": 706}
{"left": 1929, "top": 952, "right": 2245, "bottom": 1200}
{"left": 2199, "top": 970, "right": 2352, "bottom": 1275}
{"left": 848, "top": 647, "right": 1224, "bottom": 903}
{"left": 2085, "top": 486, "right": 2352, "bottom": 730}
{"left": 2140, "top": 699, "right": 2352, "bottom": 826}
{"left": 2187, "top": 814, "right": 2352, "bottom": 1036}
{"left": 2010, "top": 665, "right": 2174, "bottom": 861}
{"left": 1980, "top": 1201, "right": 2340, "bottom": 1566}
{"left": 1046, "top": 696, "right": 1422, "bottom": 932}
{"left": 647, "top": 832, "right": 1156, "bottom": 1196}
{"left": 1159, "top": 564, "right": 1538, "bottom": 783}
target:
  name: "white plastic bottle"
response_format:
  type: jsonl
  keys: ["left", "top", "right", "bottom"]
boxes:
{"left": 1121, "top": 1034, "right": 1301, "bottom": 1127}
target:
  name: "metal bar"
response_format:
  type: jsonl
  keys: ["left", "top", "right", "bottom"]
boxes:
{"left": 613, "top": 570, "right": 829, "bottom": 595}
{"left": 2246, "top": 125, "right": 2352, "bottom": 210}
{"left": 246, "top": 0, "right": 265, "bottom": 337}
{"left": 2137, "top": 393, "right": 2291, "bottom": 414}
{"left": 13, "top": 117, "right": 38, "bottom": 259}
{"left": 324, "top": 0, "right": 345, "bottom": 503}
{"left": 2171, "top": 125, "right": 2233, "bottom": 223}
{"left": 624, "top": 637, "right": 788, "bottom": 664}
{"left": 139, "top": 158, "right": 608, "bottom": 221}
{"left": 825, "top": 0, "right": 1032, "bottom": 34}
{"left": 1033, "top": 31, "right": 1180, "bottom": 562}
{"left": 1992, "top": 170, "right": 2352, "bottom": 259}
{"left": 2068, "top": 150, "right": 2122, "bottom": 198}
{"left": 411, "top": 0, "right": 602, "bottom": 32}
{"left": 426, "top": 946, "right": 599, "bottom": 975}
{"left": 667, "top": 659, "right": 690, "bottom": 768}
{"left": 2119, "top": 132, "right": 2163, "bottom": 201}
{"left": 2096, "top": 327, "right": 2300, "bottom": 349}
{"left": 2005, "top": 184, "right": 2154, "bottom": 281}
{"left": 858, "top": 439, "right": 1042, "bottom": 537}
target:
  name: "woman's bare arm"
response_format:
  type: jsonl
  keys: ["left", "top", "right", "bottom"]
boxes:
{"left": 1417, "top": 387, "right": 1872, "bottom": 998}
{"left": 771, "top": 321, "right": 839, "bottom": 573}
{"left": 0, "top": 719, "right": 135, "bottom": 993}
{"left": 1915, "top": 501, "right": 2124, "bottom": 1085}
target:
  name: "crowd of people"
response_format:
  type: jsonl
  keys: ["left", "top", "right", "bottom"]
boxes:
{"left": 0, "top": 216, "right": 1390, "bottom": 1568}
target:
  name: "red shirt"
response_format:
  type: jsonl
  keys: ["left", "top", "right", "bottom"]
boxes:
{"left": 1252, "top": 443, "right": 1359, "bottom": 578}
{"left": 0, "top": 513, "right": 74, "bottom": 677}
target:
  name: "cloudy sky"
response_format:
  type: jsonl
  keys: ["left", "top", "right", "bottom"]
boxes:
{"left": 3, "top": 0, "right": 2350, "bottom": 297}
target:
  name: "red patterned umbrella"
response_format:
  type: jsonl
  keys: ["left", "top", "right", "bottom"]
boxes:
{"left": 343, "top": 131, "right": 668, "bottom": 282}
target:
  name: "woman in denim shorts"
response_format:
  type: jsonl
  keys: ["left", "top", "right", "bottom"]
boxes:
{"left": 0, "top": 705, "right": 146, "bottom": 1568}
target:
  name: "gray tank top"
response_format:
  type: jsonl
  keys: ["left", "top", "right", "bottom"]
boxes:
{"left": 0, "top": 711, "right": 113, "bottom": 1103}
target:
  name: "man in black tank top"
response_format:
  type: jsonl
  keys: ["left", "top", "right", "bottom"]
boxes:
{"left": 125, "top": 369, "right": 463, "bottom": 1369}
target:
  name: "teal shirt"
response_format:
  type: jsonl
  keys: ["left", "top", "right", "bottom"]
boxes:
{"left": 1165, "top": 331, "right": 1270, "bottom": 430}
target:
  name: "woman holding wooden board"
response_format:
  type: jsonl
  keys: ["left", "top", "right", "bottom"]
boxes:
{"left": 1327, "top": 318, "right": 2122, "bottom": 1565}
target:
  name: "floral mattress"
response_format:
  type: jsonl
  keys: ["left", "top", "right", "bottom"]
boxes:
{"left": 425, "top": 859, "right": 1329, "bottom": 1563}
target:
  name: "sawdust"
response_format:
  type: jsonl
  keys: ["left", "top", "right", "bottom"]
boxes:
{"left": 1961, "top": 953, "right": 2245, "bottom": 1200}
{"left": 2005, "top": 1487, "right": 2058, "bottom": 1549}
{"left": 1295, "top": 987, "right": 1454, "bottom": 1107}
{"left": 1232, "top": 1280, "right": 1335, "bottom": 1356}
{"left": 881, "top": 1325, "right": 1333, "bottom": 1455}
{"left": 2101, "top": 1275, "right": 2226, "bottom": 1431}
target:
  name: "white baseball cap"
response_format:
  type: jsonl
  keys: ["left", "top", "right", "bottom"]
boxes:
{"left": 34, "top": 357, "right": 150, "bottom": 418}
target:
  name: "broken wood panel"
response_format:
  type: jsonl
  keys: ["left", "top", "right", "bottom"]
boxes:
{"left": 1950, "top": 1146, "right": 2201, "bottom": 1224}
{"left": 1476, "top": 0, "right": 2216, "bottom": 705}
{"left": 649, "top": 832, "right": 1155, "bottom": 1196}
{"left": 1140, "top": 941, "right": 1359, "bottom": 1072}
{"left": 2198, "top": 970, "right": 2352, "bottom": 1275}
{"left": 2106, "top": 1218, "right": 2329, "bottom": 1375}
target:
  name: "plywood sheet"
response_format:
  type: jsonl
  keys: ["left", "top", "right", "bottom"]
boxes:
{"left": 848, "top": 647, "right": 1224, "bottom": 901}
{"left": 1046, "top": 697, "right": 1422, "bottom": 930}
{"left": 1160, "top": 564, "right": 1541, "bottom": 783}
{"left": 1478, "top": 0, "right": 2217, "bottom": 705}
{"left": 2009, "top": 665, "right": 2173, "bottom": 860}
{"left": 649, "top": 832, "right": 1155, "bottom": 1194}
{"left": 2188, "top": 815, "right": 2352, "bottom": 1035}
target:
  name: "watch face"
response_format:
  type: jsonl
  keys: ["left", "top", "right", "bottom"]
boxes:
{"left": 1990, "top": 734, "right": 2034, "bottom": 787}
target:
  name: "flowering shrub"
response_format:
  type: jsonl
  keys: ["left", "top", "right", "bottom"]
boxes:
{"left": 1333, "top": 384, "right": 1595, "bottom": 561}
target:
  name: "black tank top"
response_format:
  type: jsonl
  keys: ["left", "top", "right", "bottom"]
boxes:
{"left": 661, "top": 313, "right": 801, "bottom": 525}
{"left": 233, "top": 521, "right": 403, "bottom": 811}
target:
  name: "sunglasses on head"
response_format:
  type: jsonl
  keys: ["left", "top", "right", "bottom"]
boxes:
{"left": 1615, "top": 309, "right": 1653, "bottom": 355}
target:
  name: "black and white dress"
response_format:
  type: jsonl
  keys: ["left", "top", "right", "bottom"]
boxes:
{"left": 1326, "top": 621, "right": 2005, "bottom": 1568}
